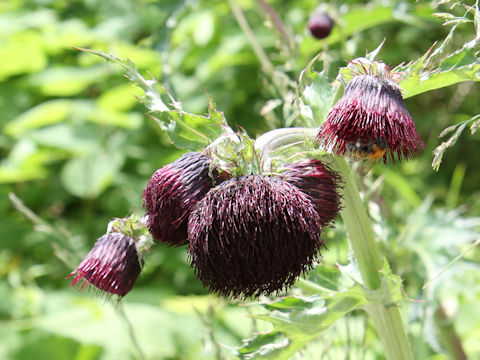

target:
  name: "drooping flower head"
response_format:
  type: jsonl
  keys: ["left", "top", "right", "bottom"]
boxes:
{"left": 187, "top": 175, "right": 325, "bottom": 299}
{"left": 67, "top": 232, "right": 142, "bottom": 298}
{"left": 317, "top": 59, "right": 425, "bottom": 162}
{"left": 142, "top": 152, "right": 219, "bottom": 246}
{"left": 282, "top": 159, "right": 342, "bottom": 226}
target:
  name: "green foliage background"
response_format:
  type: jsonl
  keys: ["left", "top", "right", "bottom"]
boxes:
{"left": 1, "top": 0, "right": 479, "bottom": 359}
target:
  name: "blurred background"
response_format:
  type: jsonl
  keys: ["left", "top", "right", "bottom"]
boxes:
{"left": 1, "top": 0, "right": 479, "bottom": 359}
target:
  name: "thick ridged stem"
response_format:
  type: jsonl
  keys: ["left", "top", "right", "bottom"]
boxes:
{"left": 332, "top": 157, "right": 383, "bottom": 289}
{"left": 333, "top": 156, "right": 414, "bottom": 360}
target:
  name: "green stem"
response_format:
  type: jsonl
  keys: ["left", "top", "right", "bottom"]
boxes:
{"left": 332, "top": 156, "right": 414, "bottom": 360}
{"left": 256, "top": 128, "right": 414, "bottom": 360}
{"left": 332, "top": 157, "right": 383, "bottom": 289}
{"left": 365, "top": 303, "right": 414, "bottom": 360}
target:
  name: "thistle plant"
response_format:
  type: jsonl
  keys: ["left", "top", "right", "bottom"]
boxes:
{"left": 3, "top": 1, "right": 472, "bottom": 358}
{"left": 61, "top": 11, "right": 480, "bottom": 352}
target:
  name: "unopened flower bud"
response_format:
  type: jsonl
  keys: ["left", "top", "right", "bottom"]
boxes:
{"left": 67, "top": 232, "right": 142, "bottom": 298}
{"left": 308, "top": 12, "right": 334, "bottom": 39}
{"left": 142, "top": 152, "right": 219, "bottom": 246}
{"left": 283, "top": 159, "right": 341, "bottom": 226}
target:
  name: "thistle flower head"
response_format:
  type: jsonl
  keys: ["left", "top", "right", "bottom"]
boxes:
{"left": 142, "top": 152, "right": 218, "bottom": 246}
{"left": 317, "top": 60, "right": 425, "bottom": 162}
{"left": 67, "top": 232, "right": 142, "bottom": 298}
{"left": 187, "top": 175, "right": 325, "bottom": 299}
{"left": 282, "top": 159, "right": 342, "bottom": 226}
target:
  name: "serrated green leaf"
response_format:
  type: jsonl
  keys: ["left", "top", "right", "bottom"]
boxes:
{"left": 74, "top": 47, "right": 229, "bottom": 150}
{"left": 297, "top": 55, "right": 335, "bottom": 128}
{"left": 258, "top": 291, "right": 366, "bottom": 336}
{"left": 307, "top": 264, "right": 355, "bottom": 292}
{"left": 367, "top": 39, "right": 386, "bottom": 62}
{"left": 396, "top": 25, "right": 480, "bottom": 98}
{"left": 235, "top": 332, "right": 290, "bottom": 359}
{"left": 376, "top": 261, "right": 404, "bottom": 305}
{"left": 235, "top": 289, "right": 367, "bottom": 359}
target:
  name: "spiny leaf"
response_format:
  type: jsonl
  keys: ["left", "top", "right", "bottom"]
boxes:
{"left": 296, "top": 54, "right": 336, "bottom": 128}
{"left": 73, "top": 47, "right": 229, "bottom": 151}
{"left": 234, "top": 288, "right": 366, "bottom": 359}
{"left": 234, "top": 332, "right": 292, "bottom": 359}
{"left": 366, "top": 260, "right": 404, "bottom": 305}
{"left": 395, "top": 14, "right": 480, "bottom": 98}
{"left": 366, "top": 39, "right": 386, "bottom": 62}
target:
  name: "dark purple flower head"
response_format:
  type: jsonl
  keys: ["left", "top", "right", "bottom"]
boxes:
{"left": 317, "top": 71, "right": 425, "bottom": 162}
{"left": 142, "top": 152, "right": 219, "bottom": 246}
{"left": 283, "top": 159, "right": 342, "bottom": 226}
{"left": 67, "top": 232, "right": 142, "bottom": 298}
{"left": 188, "top": 175, "right": 325, "bottom": 299}
{"left": 308, "top": 12, "right": 334, "bottom": 39}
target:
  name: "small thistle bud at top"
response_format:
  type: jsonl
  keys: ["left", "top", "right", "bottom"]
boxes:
{"left": 283, "top": 159, "right": 342, "bottom": 226}
{"left": 67, "top": 232, "right": 142, "bottom": 298}
{"left": 142, "top": 152, "right": 219, "bottom": 246}
{"left": 317, "top": 62, "right": 424, "bottom": 162}
{"left": 188, "top": 175, "right": 325, "bottom": 299}
{"left": 308, "top": 12, "right": 334, "bottom": 39}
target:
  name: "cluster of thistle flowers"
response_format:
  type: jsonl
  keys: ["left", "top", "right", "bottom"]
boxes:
{"left": 67, "top": 59, "right": 424, "bottom": 300}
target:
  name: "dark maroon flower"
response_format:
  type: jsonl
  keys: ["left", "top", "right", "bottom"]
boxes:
{"left": 188, "top": 175, "right": 325, "bottom": 298}
{"left": 308, "top": 12, "right": 334, "bottom": 39}
{"left": 142, "top": 152, "right": 219, "bottom": 246}
{"left": 317, "top": 73, "right": 425, "bottom": 162}
{"left": 67, "top": 232, "right": 142, "bottom": 298}
{"left": 283, "top": 159, "right": 342, "bottom": 226}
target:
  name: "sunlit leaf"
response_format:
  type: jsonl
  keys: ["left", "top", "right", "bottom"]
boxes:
{"left": 60, "top": 150, "right": 124, "bottom": 198}
{"left": 0, "top": 31, "right": 47, "bottom": 80}
{"left": 396, "top": 26, "right": 480, "bottom": 98}
{"left": 296, "top": 54, "right": 336, "bottom": 128}
{"left": 74, "top": 48, "right": 229, "bottom": 150}
{"left": 23, "top": 124, "right": 99, "bottom": 155}
{"left": 27, "top": 66, "right": 111, "bottom": 96}
{"left": 5, "top": 100, "right": 72, "bottom": 137}
{"left": 0, "top": 140, "right": 61, "bottom": 183}
{"left": 235, "top": 289, "right": 367, "bottom": 359}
